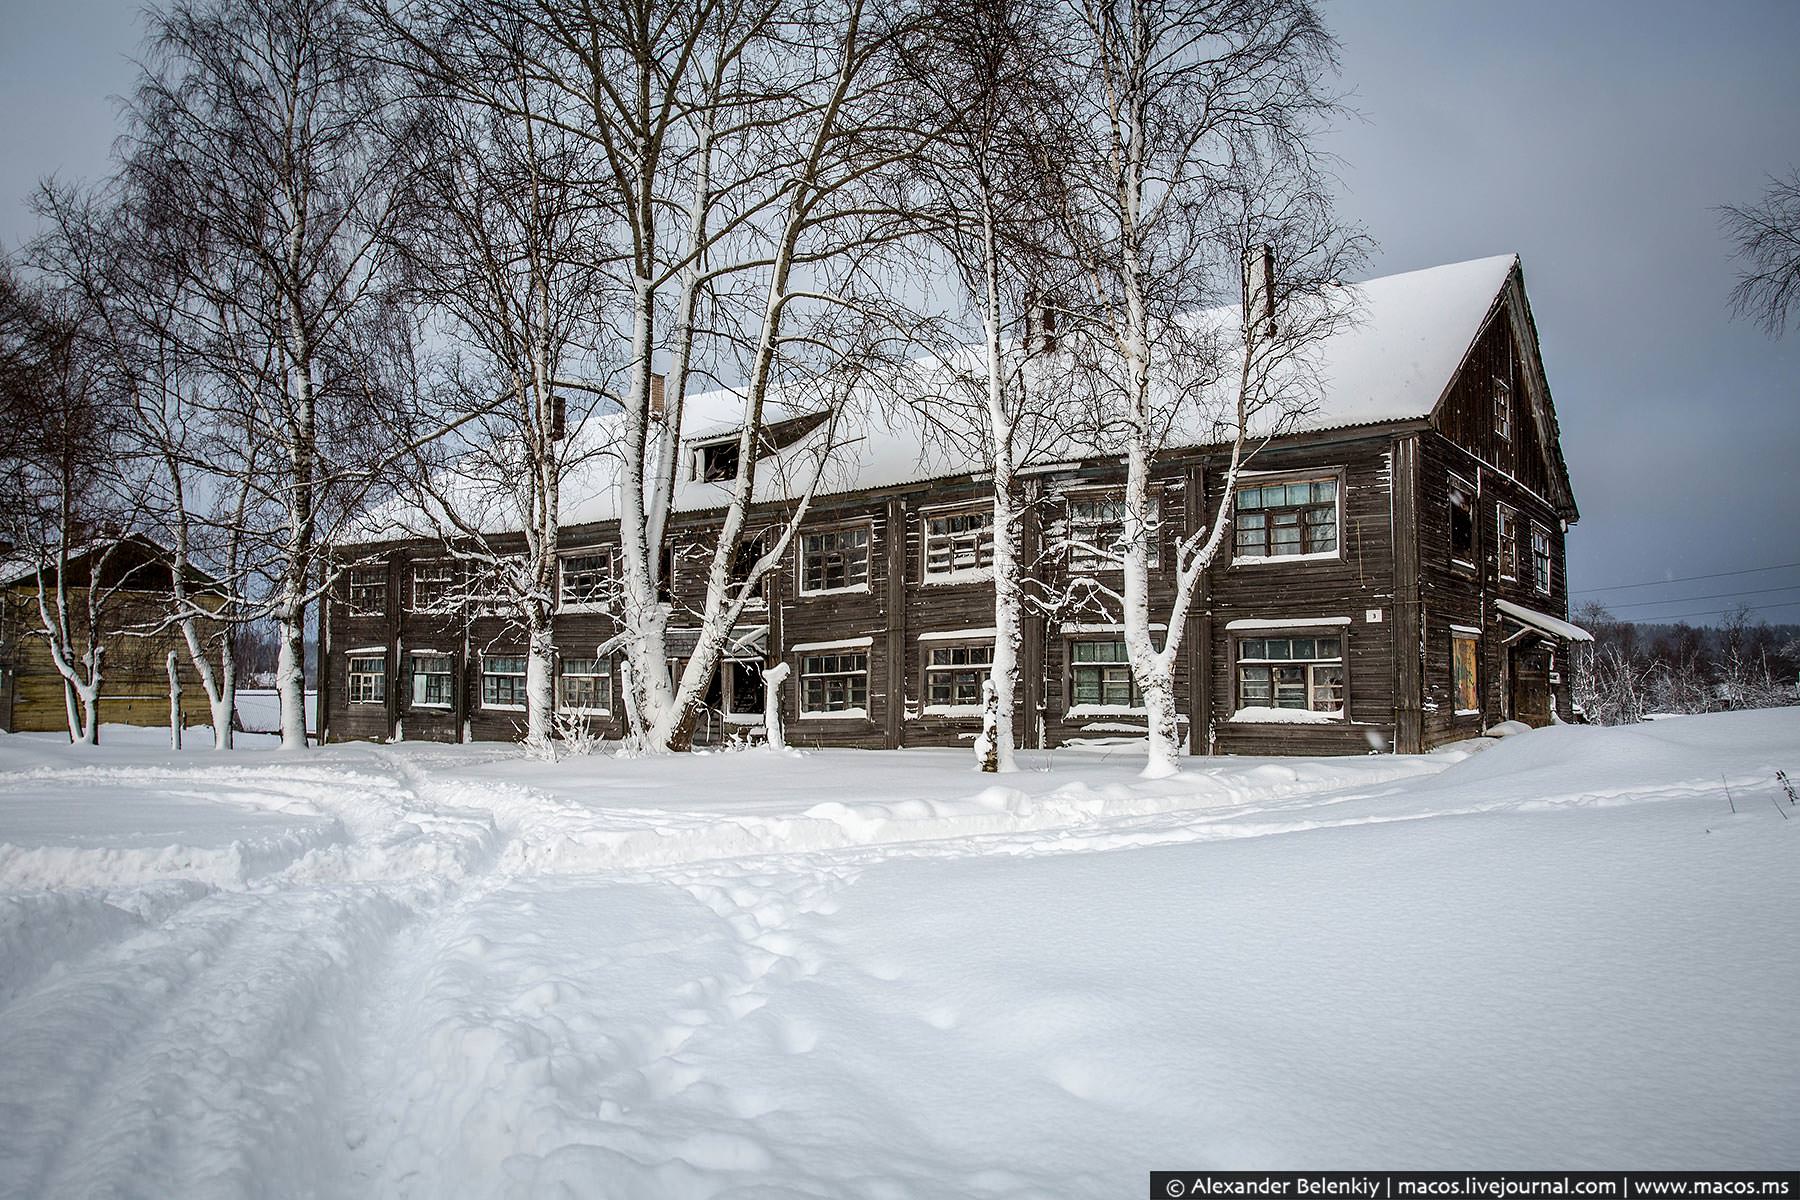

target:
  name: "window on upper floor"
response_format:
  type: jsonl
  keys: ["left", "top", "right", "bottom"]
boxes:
{"left": 728, "top": 535, "right": 770, "bottom": 605}
{"left": 347, "top": 567, "right": 387, "bottom": 616}
{"left": 696, "top": 439, "right": 740, "bottom": 482}
{"left": 1235, "top": 634, "right": 1344, "bottom": 716}
{"left": 923, "top": 507, "right": 994, "bottom": 581}
{"left": 1066, "top": 493, "right": 1159, "bottom": 572}
{"left": 1234, "top": 477, "right": 1338, "bottom": 561}
{"left": 1495, "top": 378, "right": 1512, "bottom": 443}
{"left": 558, "top": 549, "right": 613, "bottom": 610}
{"left": 1448, "top": 475, "right": 1475, "bottom": 568}
{"left": 410, "top": 561, "right": 455, "bottom": 612}
{"left": 799, "top": 526, "right": 870, "bottom": 595}
{"left": 1531, "top": 524, "right": 1553, "bottom": 596}
{"left": 1496, "top": 504, "right": 1519, "bottom": 581}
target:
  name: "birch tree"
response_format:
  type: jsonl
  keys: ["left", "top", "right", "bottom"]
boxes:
{"left": 130, "top": 0, "right": 420, "bottom": 749}
{"left": 399, "top": 0, "right": 927, "bottom": 752}
{"left": 377, "top": 18, "right": 613, "bottom": 749}
{"left": 897, "top": 0, "right": 1070, "bottom": 771}
{"left": 1047, "top": 0, "right": 1362, "bottom": 777}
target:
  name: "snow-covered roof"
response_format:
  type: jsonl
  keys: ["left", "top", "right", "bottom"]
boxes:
{"left": 1496, "top": 598, "right": 1593, "bottom": 642}
{"left": 347, "top": 254, "right": 1521, "bottom": 544}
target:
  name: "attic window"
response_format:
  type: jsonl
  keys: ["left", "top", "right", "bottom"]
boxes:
{"left": 698, "top": 440, "right": 740, "bottom": 482}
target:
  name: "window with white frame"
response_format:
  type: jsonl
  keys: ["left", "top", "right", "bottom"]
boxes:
{"left": 1234, "top": 478, "right": 1338, "bottom": 559}
{"left": 800, "top": 652, "right": 868, "bottom": 714}
{"left": 799, "top": 526, "right": 870, "bottom": 594}
{"left": 1236, "top": 635, "right": 1345, "bottom": 714}
{"left": 348, "top": 655, "right": 386, "bottom": 704}
{"left": 1495, "top": 378, "right": 1512, "bottom": 442}
{"left": 1531, "top": 524, "right": 1552, "bottom": 595}
{"left": 411, "top": 561, "right": 455, "bottom": 611}
{"left": 923, "top": 507, "right": 994, "bottom": 579}
{"left": 409, "top": 651, "right": 453, "bottom": 708}
{"left": 925, "top": 642, "right": 993, "bottom": 707}
{"left": 1070, "top": 639, "right": 1140, "bottom": 708}
{"left": 347, "top": 568, "right": 387, "bottom": 616}
{"left": 1496, "top": 504, "right": 1519, "bottom": 580}
{"left": 1066, "top": 494, "right": 1159, "bottom": 572}
{"left": 481, "top": 654, "right": 528, "bottom": 708}
{"left": 557, "top": 657, "right": 610, "bottom": 713}
{"left": 558, "top": 550, "right": 613, "bottom": 608}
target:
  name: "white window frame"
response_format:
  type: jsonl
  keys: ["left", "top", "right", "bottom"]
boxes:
{"left": 1496, "top": 503, "right": 1519, "bottom": 581}
{"left": 1530, "top": 523, "right": 1553, "bottom": 596}
{"left": 719, "top": 658, "right": 767, "bottom": 724}
{"left": 922, "top": 504, "right": 995, "bottom": 583}
{"left": 348, "top": 654, "right": 386, "bottom": 705}
{"left": 480, "top": 652, "right": 529, "bottom": 711}
{"left": 1065, "top": 491, "right": 1160, "bottom": 573}
{"left": 557, "top": 655, "right": 611, "bottom": 716}
{"left": 557, "top": 548, "right": 614, "bottom": 612}
{"left": 797, "top": 524, "right": 872, "bottom": 596}
{"left": 1232, "top": 473, "right": 1343, "bottom": 565}
{"left": 1233, "top": 633, "right": 1346, "bottom": 718}
{"left": 410, "top": 560, "right": 455, "bottom": 612}
{"left": 921, "top": 640, "right": 994, "bottom": 716}
{"left": 1494, "top": 377, "right": 1513, "bottom": 443}
{"left": 408, "top": 650, "right": 454, "bottom": 709}
{"left": 1067, "top": 638, "right": 1142, "bottom": 714}
{"left": 798, "top": 650, "right": 870, "bottom": 718}
{"left": 347, "top": 567, "right": 388, "bottom": 617}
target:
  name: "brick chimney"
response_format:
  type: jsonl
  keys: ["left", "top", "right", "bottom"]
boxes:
{"left": 649, "top": 372, "right": 666, "bottom": 419}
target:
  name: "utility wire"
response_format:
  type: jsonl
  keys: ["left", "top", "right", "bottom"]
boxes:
{"left": 1606, "top": 598, "right": 1800, "bottom": 624}
{"left": 1571, "top": 560, "right": 1800, "bottom": 596}
{"left": 1602, "top": 583, "right": 1800, "bottom": 611}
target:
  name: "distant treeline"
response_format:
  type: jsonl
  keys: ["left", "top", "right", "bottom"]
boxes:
{"left": 1572, "top": 604, "right": 1798, "bottom": 725}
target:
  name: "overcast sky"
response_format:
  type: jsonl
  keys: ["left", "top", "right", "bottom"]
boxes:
{"left": 3, "top": 0, "right": 1797, "bottom": 625}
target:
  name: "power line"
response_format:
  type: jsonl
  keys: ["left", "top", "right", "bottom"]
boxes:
{"left": 1570, "top": 560, "right": 1800, "bottom": 596}
{"left": 1612, "top": 598, "right": 1800, "bottom": 624}
{"left": 1604, "top": 583, "right": 1800, "bottom": 611}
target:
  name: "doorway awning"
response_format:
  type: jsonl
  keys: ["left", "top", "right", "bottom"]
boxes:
{"left": 1495, "top": 599, "right": 1592, "bottom": 643}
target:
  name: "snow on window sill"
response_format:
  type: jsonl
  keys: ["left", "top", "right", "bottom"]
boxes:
{"left": 797, "top": 707, "right": 869, "bottom": 721}
{"left": 798, "top": 583, "right": 871, "bottom": 598}
{"left": 557, "top": 601, "right": 610, "bottom": 614}
{"left": 1232, "top": 551, "right": 1340, "bottom": 567}
{"left": 922, "top": 567, "right": 994, "bottom": 586}
{"left": 350, "top": 699, "right": 385, "bottom": 706}
{"left": 1066, "top": 703, "right": 1147, "bottom": 718}
{"left": 347, "top": 609, "right": 387, "bottom": 619}
{"left": 1454, "top": 708, "right": 1482, "bottom": 717}
{"left": 722, "top": 714, "right": 764, "bottom": 725}
{"left": 1451, "top": 558, "right": 1477, "bottom": 572}
{"left": 411, "top": 702, "right": 452, "bottom": 711}
{"left": 560, "top": 707, "right": 611, "bottom": 717}
{"left": 1228, "top": 706, "right": 1344, "bottom": 724}
{"left": 482, "top": 703, "right": 527, "bottom": 713}
{"left": 917, "top": 703, "right": 984, "bottom": 719}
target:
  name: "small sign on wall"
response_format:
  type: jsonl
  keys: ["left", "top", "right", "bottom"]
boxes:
{"left": 1365, "top": 608, "right": 1383, "bottom": 623}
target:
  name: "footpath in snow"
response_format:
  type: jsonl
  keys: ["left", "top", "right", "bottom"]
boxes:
{"left": 0, "top": 709, "right": 1795, "bottom": 1196}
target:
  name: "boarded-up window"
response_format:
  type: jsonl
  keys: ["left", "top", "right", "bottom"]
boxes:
{"left": 1452, "top": 634, "right": 1480, "bottom": 715}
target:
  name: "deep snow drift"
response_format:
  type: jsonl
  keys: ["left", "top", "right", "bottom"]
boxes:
{"left": 0, "top": 710, "right": 1795, "bottom": 1196}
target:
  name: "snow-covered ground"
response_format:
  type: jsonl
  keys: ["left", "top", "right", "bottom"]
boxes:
{"left": 0, "top": 710, "right": 1795, "bottom": 1195}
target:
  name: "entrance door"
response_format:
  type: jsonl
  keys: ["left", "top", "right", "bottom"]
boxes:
{"left": 1508, "top": 643, "right": 1552, "bottom": 727}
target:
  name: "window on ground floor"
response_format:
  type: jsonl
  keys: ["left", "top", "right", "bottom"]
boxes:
{"left": 800, "top": 652, "right": 868, "bottom": 714}
{"left": 409, "top": 651, "right": 453, "bottom": 708}
{"left": 481, "top": 654, "right": 528, "bottom": 709}
{"left": 349, "top": 655, "right": 386, "bottom": 704}
{"left": 557, "top": 656, "right": 611, "bottom": 714}
{"left": 1069, "top": 639, "right": 1140, "bottom": 708}
{"left": 1235, "top": 635, "right": 1344, "bottom": 714}
{"left": 925, "top": 642, "right": 994, "bottom": 707}
{"left": 1452, "top": 633, "right": 1480, "bottom": 714}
